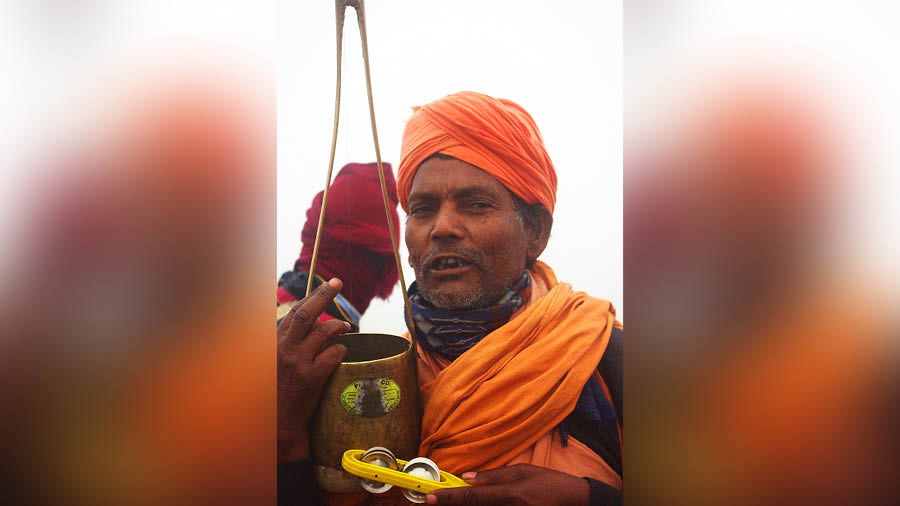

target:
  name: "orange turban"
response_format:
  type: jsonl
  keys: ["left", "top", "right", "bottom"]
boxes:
{"left": 398, "top": 91, "right": 557, "bottom": 213}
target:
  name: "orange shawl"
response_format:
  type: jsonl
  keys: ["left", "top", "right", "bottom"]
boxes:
{"left": 319, "top": 263, "right": 621, "bottom": 505}
{"left": 416, "top": 262, "right": 621, "bottom": 486}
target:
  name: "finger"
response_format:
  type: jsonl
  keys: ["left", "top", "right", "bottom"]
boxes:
{"left": 429, "top": 484, "right": 511, "bottom": 505}
{"left": 278, "top": 278, "right": 342, "bottom": 345}
{"left": 309, "top": 342, "right": 347, "bottom": 382}
{"left": 281, "top": 279, "right": 340, "bottom": 334}
{"left": 460, "top": 465, "right": 530, "bottom": 485}
{"left": 298, "top": 319, "right": 351, "bottom": 361}
{"left": 277, "top": 289, "right": 315, "bottom": 331}
{"left": 276, "top": 300, "right": 302, "bottom": 339}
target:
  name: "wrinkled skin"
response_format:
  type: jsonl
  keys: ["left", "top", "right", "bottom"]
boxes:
{"left": 405, "top": 157, "right": 549, "bottom": 310}
{"left": 277, "top": 278, "right": 349, "bottom": 463}
{"left": 427, "top": 464, "right": 590, "bottom": 506}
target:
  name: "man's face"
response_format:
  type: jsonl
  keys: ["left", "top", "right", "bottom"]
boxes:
{"left": 405, "top": 156, "right": 530, "bottom": 310}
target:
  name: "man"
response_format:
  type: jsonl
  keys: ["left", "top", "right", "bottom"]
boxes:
{"left": 278, "top": 91, "right": 622, "bottom": 506}
{"left": 277, "top": 162, "right": 402, "bottom": 330}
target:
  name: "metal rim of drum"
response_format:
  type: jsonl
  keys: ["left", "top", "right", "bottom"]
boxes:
{"left": 401, "top": 457, "right": 441, "bottom": 504}
{"left": 358, "top": 447, "right": 399, "bottom": 494}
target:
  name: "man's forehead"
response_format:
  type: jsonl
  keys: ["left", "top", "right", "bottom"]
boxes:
{"left": 408, "top": 156, "right": 509, "bottom": 198}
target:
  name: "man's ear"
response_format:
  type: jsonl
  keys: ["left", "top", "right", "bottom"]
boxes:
{"left": 525, "top": 207, "right": 553, "bottom": 266}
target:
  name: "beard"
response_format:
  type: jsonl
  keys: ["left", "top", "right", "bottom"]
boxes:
{"left": 419, "top": 279, "right": 512, "bottom": 311}
{"left": 413, "top": 245, "right": 524, "bottom": 311}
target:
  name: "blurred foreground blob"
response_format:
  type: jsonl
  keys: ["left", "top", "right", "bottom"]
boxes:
{"left": 1, "top": 75, "right": 274, "bottom": 505}
{"left": 626, "top": 76, "right": 899, "bottom": 506}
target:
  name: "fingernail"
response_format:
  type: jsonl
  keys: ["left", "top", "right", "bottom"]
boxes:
{"left": 328, "top": 278, "right": 341, "bottom": 289}
{"left": 343, "top": 321, "right": 351, "bottom": 331}
{"left": 461, "top": 472, "right": 476, "bottom": 480}
{"left": 425, "top": 494, "right": 438, "bottom": 504}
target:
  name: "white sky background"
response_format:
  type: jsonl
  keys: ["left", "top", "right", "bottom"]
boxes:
{"left": 279, "top": 1, "right": 623, "bottom": 335}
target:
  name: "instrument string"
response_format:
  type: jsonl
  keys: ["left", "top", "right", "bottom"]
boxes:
{"left": 307, "top": 0, "right": 415, "bottom": 338}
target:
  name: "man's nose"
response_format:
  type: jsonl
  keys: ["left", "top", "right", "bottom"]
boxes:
{"left": 430, "top": 207, "right": 465, "bottom": 241}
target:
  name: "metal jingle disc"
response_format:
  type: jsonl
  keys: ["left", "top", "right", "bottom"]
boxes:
{"left": 401, "top": 457, "right": 441, "bottom": 504}
{"left": 358, "top": 447, "right": 399, "bottom": 494}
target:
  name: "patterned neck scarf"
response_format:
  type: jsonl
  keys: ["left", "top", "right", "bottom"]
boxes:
{"left": 406, "top": 272, "right": 532, "bottom": 359}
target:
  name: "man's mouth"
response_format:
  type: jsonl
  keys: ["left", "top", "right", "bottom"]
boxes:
{"left": 427, "top": 254, "right": 474, "bottom": 273}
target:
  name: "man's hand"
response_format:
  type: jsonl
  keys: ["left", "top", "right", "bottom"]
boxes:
{"left": 427, "top": 464, "right": 590, "bottom": 506}
{"left": 277, "top": 278, "right": 350, "bottom": 463}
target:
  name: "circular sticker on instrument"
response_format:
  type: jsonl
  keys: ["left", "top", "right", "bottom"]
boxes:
{"left": 340, "top": 378, "right": 401, "bottom": 418}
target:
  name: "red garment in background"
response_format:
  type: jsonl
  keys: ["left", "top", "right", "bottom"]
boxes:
{"left": 295, "top": 162, "right": 400, "bottom": 315}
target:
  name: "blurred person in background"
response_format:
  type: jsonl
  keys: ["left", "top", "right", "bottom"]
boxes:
{"left": 276, "top": 162, "right": 402, "bottom": 331}
{"left": 277, "top": 91, "right": 623, "bottom": 506}
{"left": 625, "top": 75, "right": 898, "bottom": 506}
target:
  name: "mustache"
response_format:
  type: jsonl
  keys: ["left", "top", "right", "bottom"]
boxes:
{"left": 420, "top": 247, "right": 483, "bottom": 270}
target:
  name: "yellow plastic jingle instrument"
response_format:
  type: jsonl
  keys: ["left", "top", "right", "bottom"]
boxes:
{"left": 342, "top": 448, "right": 470, "bottom": 503}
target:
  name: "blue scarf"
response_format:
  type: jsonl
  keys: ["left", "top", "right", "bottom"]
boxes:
{"left": 406, "top": 272, "right": 531, "bottom": 358}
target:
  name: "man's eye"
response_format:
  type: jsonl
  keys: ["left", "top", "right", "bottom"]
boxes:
{"left": 469, "top": 202, "right": 493, "bottom": 209}
{"left": 410, "top": 206, "right": 433, "bottom": 215}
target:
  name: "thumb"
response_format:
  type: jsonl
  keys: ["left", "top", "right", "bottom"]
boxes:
{"left": 429, "top": 484, "right": 509, "bottom": 505}
{"left": 462, "top": 465, "right": 529, "bottom": 485}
